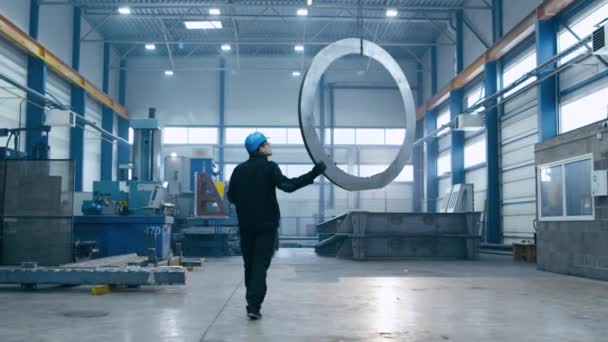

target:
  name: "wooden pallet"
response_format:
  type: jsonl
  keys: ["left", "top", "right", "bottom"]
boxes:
{"left": 512, "top": 242, "right": 536, "bottom": 263}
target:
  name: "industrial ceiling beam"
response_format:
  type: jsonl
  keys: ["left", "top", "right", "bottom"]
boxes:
{"left": 82, "top": 39, "right": 453, "bottom": 47}
{"left": 81, "top": 12, "right": 451, "bottom": 24}
{"left": 39, "top": 1, "right": 491, "bottom": 12}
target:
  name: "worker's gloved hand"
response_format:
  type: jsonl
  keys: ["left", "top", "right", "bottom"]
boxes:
{"left": 312, "top": 162, "right": 327, "bottom": 176}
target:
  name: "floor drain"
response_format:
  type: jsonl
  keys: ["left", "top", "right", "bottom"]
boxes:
{"left": 62, "top": 310, "right": 109, "bottom": 318}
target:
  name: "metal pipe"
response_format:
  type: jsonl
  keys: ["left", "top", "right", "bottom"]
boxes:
{"left": 0, "top": 71, "right": 130, "bottom": 146}
{"left": 414, "top": 48, "right": 591, "bottom": 145}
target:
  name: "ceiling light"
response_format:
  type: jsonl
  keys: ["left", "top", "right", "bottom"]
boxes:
{"left": 118, "top": 7, "right": 131, "bottom": 15}
{"left": 221, "top": 43, "right": 231, "bottom": 51}
{"left": 145, "top": 43, "right": 156, "bottom": 50}
{"left": 164, "top": 70, "right": 174, "bottom": 76}
{"left": 386, "top": 8, "right": 398, "bottom": 17}
{"left": 170, "top": 152, "right": 178, "bottom": 158}
{"left": 297, "top": 8, "right": 309, "bottom": 16}
{"left": 307, "top": 0, "right": 313, "bottom": 5}
{"left": 184, "top": 21, "right": 223, "bottom": 30}
{"left": 209, "top": 8, "right": 221, "bottom": 15}
{"left": 294, "top": 44, "right": 304, "bottom": 52}
{"left": 292, "top": 71, "right": 301, "bottom": 77}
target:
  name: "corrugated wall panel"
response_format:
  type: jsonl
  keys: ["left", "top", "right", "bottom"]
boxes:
{"left": 46, "top": 72, "right": 71, "bottom": 159}
{"left": 437, "top": 176, "right": 452, "bottom": 212}
{"left": 0, "top": 39, "right": 27, "bottom": 149}
{"left": 465, "top": 166, "right": 486, "bottom": 212}
{"left": 500, "top": 87, "right": 538, "bottom": 243}
{"left": 83, "top": 97, "right": 102, "bottom": 192}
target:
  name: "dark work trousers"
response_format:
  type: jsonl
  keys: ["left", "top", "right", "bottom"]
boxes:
{"left": 239, "top": 228, "right": 277, "bottom": 313}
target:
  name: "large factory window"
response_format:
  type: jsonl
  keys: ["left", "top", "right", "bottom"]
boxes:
{"left": 502, "top": 49, "right": 537, "bottom": 98}
{"left": 395, "top": 165, "right": 414, "bottom": 182}
{"left": 558, "top": 0, "right": 608, "bottom": 64}
{"left": 163, "top": 127, "right": 188, "bottom": 144}
{"left": 355, "top": 129, "right": 385, "bottom": 145}
{"left": 226, "top": 128, "right": 253, "bottom": 145}
{"left": 560, "top": 84, "right": 608, "bottom": 133}
{"left": 128, "top": 128, "right": 134, "bottom": 144}
{"left": 538, "top": 155, "right": 593, "bottom": 221}
{"left": 464, "top": 135, "right": 486, "bottom": 168}
{"left": 437, "top": 152, "right": 451, "bottom": 176}
{"left": 188, "top": 128, "right": 218, "bottom": 144}
{"left": 163, "top": 127, "right": 218, "bottom": 144}
{"left": 436, "top": 108, "right": 450, "bottom": 136}
{"left": 464, "top": 85, "right": 485, "bottom": 113}
{"left": 287, "top": 128, "right": 304, "bottom": 144}
{"left": 385, "top": 129, "right": 406, "bottom": 145}
{"left": 257, "top": 127, "right": 288, "bottom": 144}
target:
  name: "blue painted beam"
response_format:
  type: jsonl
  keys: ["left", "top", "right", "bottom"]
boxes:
{"left": 431, "top": 46, "right": 438, "bottom": 94}
{"left": 492, "top": 0, "right": 503, "bottom": 43}
{"left": 413, "top": 119, "right": 424, "bottom": 212}
{"left": 117, "top": 59, "right": 130, "bottom": 181}
{"left": 425, "top": 110, "right": 437, "bottom": 212}
{"left": 218, "top": 58, "right": 225, "bottom": 181}
{"left": 455, "top": 10, "right": 464, "bottom": 74}
{"left": 484, "top": 61, "right": 501, "bottom": 244}
{"left": 100, "top": 43, "right": 113, "bottom": 180}
{"left": 416, "top": 63, "right": 424, "bottom": 107}
{"left": 25, "top": 0, "right": 49, "bottom": 159}
{"left": 70, "top": 7, "right": 85, "bottom": 191}
{"left": 536, "top": 19, "right": 558, "bottom": 141}
{"left": 450, "top": 88, "right": 464, "bottom": 185}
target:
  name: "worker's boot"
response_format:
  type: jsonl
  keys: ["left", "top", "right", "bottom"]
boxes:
{"left": 246, "top": 306, "right": 262, "bottom": 320}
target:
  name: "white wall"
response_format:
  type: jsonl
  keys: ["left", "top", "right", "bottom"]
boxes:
{"left": 38, "top": 4, "right": 73, "bottom": 66}
{"left": 80, "top": 17, "right": 103, "bottom": 89}
{"left": 0, "top": 0, "right": 30, "bottom": 32}
{"left": 463, "top": 7, "right": 492, "bottom": 67}
{"left": 126, "top": 56, "right": 219, "bottom": 125}
{"left": 503, "top": 0, "right": 543, "bottom": 34}
{"left": 436, "top": 33, "right": 455, "bottom": 92}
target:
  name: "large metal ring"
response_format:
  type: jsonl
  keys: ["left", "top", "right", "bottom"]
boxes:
{"left": 298, "top": 38, "right": 416, "bottom": 191}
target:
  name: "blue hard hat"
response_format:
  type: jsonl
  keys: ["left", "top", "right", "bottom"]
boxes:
{"left": 244, "top": 132, "right": 268, "bottom": 154}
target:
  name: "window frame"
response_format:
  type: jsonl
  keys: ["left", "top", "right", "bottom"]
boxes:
{"left": 536, "top": 154, "right": 595, "bottom": 221}
{"left": 501, "top": 47, "right": 537, "bottom": 98}
{"left": 558, "top": 76, "right": 608, "bottom": 134}
{"left": 464, "top": 134, "right": 487, "bottom": 169}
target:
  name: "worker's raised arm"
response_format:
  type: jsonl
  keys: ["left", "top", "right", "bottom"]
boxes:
{"left": 270, "top": 161, "right": 326, "bottom": 193}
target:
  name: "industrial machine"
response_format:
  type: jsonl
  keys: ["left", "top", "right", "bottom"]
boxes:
{"left": 74, "top": 108, "right": 174, "bottom": 260}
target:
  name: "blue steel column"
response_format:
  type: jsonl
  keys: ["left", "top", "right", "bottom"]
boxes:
{"left": 536, "top": 19, "right": 558, "bottom": 141}
{"left": 117, "top": 59, "right": 129, "bottom": 181}
{"left": 70, "top": 7, "right": 85, "bottom": 191}
{"left": 25, "top": 0, "right": 49, "bottom": 159}
{"left": 484, "top": 61, "right": 501, "bottom": 243}
{"left": 431, "top": 47, "right": 438, "bottom": 94}
{"left": 492, "top": 0, "right": 503, "bottom": 43}
{"left": 318, "top": 76, "right": 326, "bottom": 222}
{"left": 455, "top": 10, "right": 464, "bottom": 75}
{"left": 100, "top": 43, "right": 113, "bottom": 180}
{"left": 413, "top": 119, "right": 424, "bottom": 212}
{"left": 425, "top": 110, "right": 437, "bottom": 212}
{"left": 450, "top": 89, "right": 464, "bottom": 185}
{"left": 218, "top": 58, "right": 225, "bottom": 181}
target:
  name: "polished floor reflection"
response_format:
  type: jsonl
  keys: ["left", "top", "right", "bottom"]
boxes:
{"left": 0, "top": 249, "right": 606, "bottom": 342}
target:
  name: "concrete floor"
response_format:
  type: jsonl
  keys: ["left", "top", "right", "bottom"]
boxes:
{"left": 0, "top": 249, "right": 607, "bottom": 342}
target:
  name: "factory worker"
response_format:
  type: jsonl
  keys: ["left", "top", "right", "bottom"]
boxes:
{"left": 227, "top": 131, "right": 326, "bottom": 320}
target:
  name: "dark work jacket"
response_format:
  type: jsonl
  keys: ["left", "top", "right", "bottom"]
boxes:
{"left": 227, "top": 154, "right": 319, "bottom": 232}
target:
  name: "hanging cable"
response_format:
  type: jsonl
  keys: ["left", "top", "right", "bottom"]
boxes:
{"left": 358, "top": 0, "right": 363, "bottom": 55}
